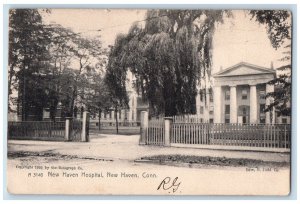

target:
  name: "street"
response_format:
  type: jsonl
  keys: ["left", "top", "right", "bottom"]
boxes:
{"left": 7, "top": 133, "right": 290, "bottom": 195}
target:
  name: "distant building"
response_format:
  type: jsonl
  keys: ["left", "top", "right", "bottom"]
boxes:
{"left": 11, "top": 62, "right": 290, "bottom": 125}
{"left": 98, "top": 71, "right": 148, "bottom": 123}
{"left": 102, "top": 62, "right": 290, "bottom": 124}
{"left": 196, "top": 62, "right": 290, "bottom": 124}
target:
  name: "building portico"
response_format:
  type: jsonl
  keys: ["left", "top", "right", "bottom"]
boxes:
{"left": 212, "top": 62, "right": 276, "bottom": 124}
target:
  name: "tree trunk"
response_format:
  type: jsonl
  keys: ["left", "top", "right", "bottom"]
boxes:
{"left": 8, "top": 62, "right": 16, "bottom": 102}
{"left": 98, "top": 109, "right": 101, "bottom": 131}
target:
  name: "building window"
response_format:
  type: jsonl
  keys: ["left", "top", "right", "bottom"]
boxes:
{"left": 259, "top": 91, "right": 266, "bottom": 100}
{"left": 209, "top": 110, "right": 213, "bottom": 115}
{"left": 209, "top": 118, "right": 214, "bottom": 123}
{"left": 225, "top": 105, "right": 230, "bottom": 114}
{"left": 200, "top": 118, "right": 203, "bottom": 123}
{"left": 242, "top": 89, "right": 248, "bottom": 100}
{"left": 225, "top": 90, "right": 230, "bottom": 100}
{"left": 209, "top": 88, "right": 213, "bottom": 102}
{"left": 225, "top": 118, "right": 230, "bottom": 124}
{"left": 125, "top": 110, "right": 128, "bottom": 120}
{"left": 242, "top": 107, "right": 247, "bottom": 115}
{"left": 282, "top": 118, "right": 287, "bottom": 124}
{"left": 260, "top": 117, "right": 265, "bottom": 124}
{"left": 200, "top": 106, "right": 204, "bottom": 114}
{"left": 210, "top": 93, "right": 213, "bottom": 102}
{"left": 200, "top": 90, "right": 204, "bottom": 102}
{"left": 260, "top": 104, "right": 265, "bottom": 114}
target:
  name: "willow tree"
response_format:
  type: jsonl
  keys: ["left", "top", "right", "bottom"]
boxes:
{"left": 107, "top": 9, "right": 228, "bottom": 117}
{"left": 105, "top": 34, "right": 130, "bottom": 133}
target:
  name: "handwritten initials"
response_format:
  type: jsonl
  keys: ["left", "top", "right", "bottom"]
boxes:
{"left": 157, "top": 177, "right": 181, "bottom": 193}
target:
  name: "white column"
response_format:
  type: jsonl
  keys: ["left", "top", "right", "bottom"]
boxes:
{"left": 196, "top": 92, "right": 200, "bottom": 115}
{"left": 120, "top": 110, "right": 124, "bottom": 120}
{"left": 272, "top": 104, "right": 276, "bottom": 124}
{"left": 213, "top": 86, "right": 222, "bottom": 123}
{"left": 133, "top": 96, "right": 137, "bottom": 121}
{"left": 116, "top": 111, "right": 119, "bottom": 120}
{"left": 270, "top": 85, "right": 275, "bottom": 124}
{"left": 205, "top": 89, "right": 210, "bottom": 122}
{"left": 250, "top": 85, "right": 258, "bottom": 123}
{"left": 265, "top": 84, "right": 274, "bottom": 124}
{"left": 128, "top": 96, "right": 133, "bottom": 121}
{"left": 111, "top": 110, "right": 115, "bottom": 120}
{"left": 230, "top": 85, "right": 237, "bottom": 123}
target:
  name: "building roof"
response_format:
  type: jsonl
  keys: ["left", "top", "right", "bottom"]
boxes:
{"left": 213, "top": 62, "right": 276, "bottom": 78}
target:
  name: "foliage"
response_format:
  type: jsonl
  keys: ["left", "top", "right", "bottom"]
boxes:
{"left": 105, "top": 34, "right": 130, "bottom": 111}
{"left": 9, "top": 9, "right": 52, "bottom": 120}
{"left": 9, "top": 9, "right": 107, "bottom": 121}
{"left": 250, "top": 10, "right": 291, "bottom": 49}
{"left": 250, "top": 10, "right": 291, "bottom": 116}
{"left": 106, "top": 9, "right": 228, "bottom": 117}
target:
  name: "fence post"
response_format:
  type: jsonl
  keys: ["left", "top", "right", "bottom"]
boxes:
{"left": 164, "top": 117, "right": 172, "bottom": 147}
{"left": 81, "top": 111, "right": 90, "bottom": 142}
{"left": 65, "top": 119, "right": 70, "bottom": 141}
{"left": 139, "top": 111, "right": 148, "bottom": 145}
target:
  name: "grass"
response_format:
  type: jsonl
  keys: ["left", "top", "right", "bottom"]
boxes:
{"left": 8, "top": 151, "right": 113, "bottom": 162}
{"left": 140, "top": 154, "right": 289, "bottom": 168}
{"left": 90, "top": 128, "right": 140, "bottom": 135}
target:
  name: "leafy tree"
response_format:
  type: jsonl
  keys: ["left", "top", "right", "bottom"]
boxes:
{"left": 44, "top": 25, "right": 77, "bottom": 121}
{"left": 63, "top": 37, "right": 106, "bottom": 118}
{"left": 9, "top": 9, "right": 52, "bottom": 120}
{"left": 88, "top": 82, "right": 111, "bottom": 131}
{"left": 9, "top": 9, "right": 107, "bottom": 121}
{"left": 250, "top": 10, "right": 291, "bottom": 116}
{"left": 105, "top": 35, "right": 130, "bottom": 133}
{"left": 108, "top": 9, "right": 228, "bottom": 117}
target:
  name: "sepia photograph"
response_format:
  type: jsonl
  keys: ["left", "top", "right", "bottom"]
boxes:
{"left": 6, "top": 8, "right": 292, "bottom": 195}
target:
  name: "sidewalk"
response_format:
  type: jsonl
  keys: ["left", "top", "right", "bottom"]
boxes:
{"left": 8, "top": 134, "right": 290, "bottom": 163}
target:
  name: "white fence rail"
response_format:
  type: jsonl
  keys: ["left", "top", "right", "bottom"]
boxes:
{"left": 141, "top": 114, "right": 291, "bottom": 151}
{"left": 145, "top": 117, "right": 164, "bottom": 145}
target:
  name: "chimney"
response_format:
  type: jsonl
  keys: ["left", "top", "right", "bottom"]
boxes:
{"left": 270, "top": 61, "right": 274, "bottom": 70}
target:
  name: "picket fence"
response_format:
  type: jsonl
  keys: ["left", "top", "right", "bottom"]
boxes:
{"left": 144, "top": 115, "right": 291, "bottom": 150}
{"left": 8, "top": 113, "right": 90, "bottom": 142}
{"left": 146, "top": 117, "right": 165, "bottom": 145}
{"left": 8, "top": 121, "right": 66, "bottom": 141}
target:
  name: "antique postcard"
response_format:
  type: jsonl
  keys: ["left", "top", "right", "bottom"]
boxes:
{"left": 6, "top": 8, "right": 292, "bottom": 195}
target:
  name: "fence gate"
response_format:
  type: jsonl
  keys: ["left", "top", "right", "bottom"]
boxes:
{"left": 146, "top": 117, "right": 165, "bottom": 145}
{"left": 69, "top": 119, "right": 83, "bottom": 141}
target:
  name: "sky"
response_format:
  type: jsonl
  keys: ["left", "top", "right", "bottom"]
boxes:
{"left": 42, "top": 9, "right": 290, "bottom": 73}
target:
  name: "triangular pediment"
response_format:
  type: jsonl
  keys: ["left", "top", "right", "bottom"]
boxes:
{"left": 213, "top": 62, "right": 276, "bottom": 77}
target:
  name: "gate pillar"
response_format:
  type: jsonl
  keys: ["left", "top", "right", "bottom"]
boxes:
{"left": 139, "top": 111, "right": 148, "bottom": 145}
{"left": 164, "top": 117, "right": 173, "bottom": 146}
{"left": 81, "top": 111, "right": 90, "bottom": 142}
